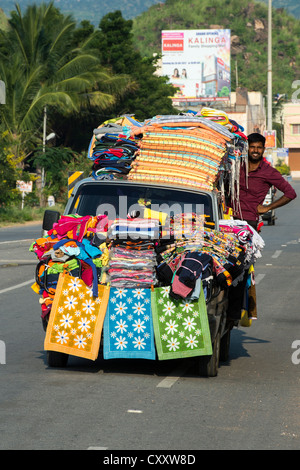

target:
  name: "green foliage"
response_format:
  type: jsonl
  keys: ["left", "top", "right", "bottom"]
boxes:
{"left": 132, "top": 0, "right": 300, "bottom": 98}
{"left": 0, "top": 2, "right": 132, "bottom": 161}
{"left": 97, "top": 10, "right": 178, "bottom": 121}
{"left": 30, "top": 146, "right": 90, "bottom": 204}
{"left": 0, "top": 132, "right": 25, "bottom": 205}
{"left": 0, "top": 203, "right": 57, "bottom": 224}
{"left": 275, "top": 159, "right": 290, "bottom": 175}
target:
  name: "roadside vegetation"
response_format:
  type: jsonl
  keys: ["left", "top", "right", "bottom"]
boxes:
{"left": 0, "top": 3, "right": 177, "bottom": 223}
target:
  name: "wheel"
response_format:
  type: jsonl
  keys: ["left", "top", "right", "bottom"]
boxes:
{"left": 47, "top": 350, "right": 69, "bottom": 367}
{"left": 220, "top": 329, "right": 231, "bottom": 362}
{"left": 198, "top": 331, "right": 221, "bottom": 377}
{"left": 268, "top": 211, "right": 275, "bottom": 225}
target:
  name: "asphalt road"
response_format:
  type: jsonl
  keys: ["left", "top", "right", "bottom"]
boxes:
{"left": 0, "top": 185, "right": 300, "bottom": 451}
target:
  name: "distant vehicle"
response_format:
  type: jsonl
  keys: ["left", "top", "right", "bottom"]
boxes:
{"left": 262, "top": 187, "right": 276, "bottom": 225}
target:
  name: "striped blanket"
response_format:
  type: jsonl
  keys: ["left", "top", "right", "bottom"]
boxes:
{"left": 128, "top": 116, "right": 229, "bottom": 190}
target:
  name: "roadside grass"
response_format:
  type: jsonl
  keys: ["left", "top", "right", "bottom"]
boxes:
{"left": 0, "top": 204, "right": 63, "bottom": 226}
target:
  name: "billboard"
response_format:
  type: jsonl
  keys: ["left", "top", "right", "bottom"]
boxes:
{"left": 161, "top": 29, "right": 231, "bottom": 104}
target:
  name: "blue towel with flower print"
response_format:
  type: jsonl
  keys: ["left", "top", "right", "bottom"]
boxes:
{"left": 103, "top": 287, "right": 155, "bottom": 360}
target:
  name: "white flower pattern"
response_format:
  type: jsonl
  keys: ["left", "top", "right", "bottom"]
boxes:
{"left": 153, "top": 287, "right": 210, "bottom": 358}
{"left": 46, "top": 274, "right": 109, "bottom": 357}
{"left": 105, "top": 288, "right": 154, "bottom": 359}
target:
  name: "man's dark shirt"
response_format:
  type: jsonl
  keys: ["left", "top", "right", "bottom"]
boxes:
{"left": 233, "top": 159, "right": 297, "bottom": 222}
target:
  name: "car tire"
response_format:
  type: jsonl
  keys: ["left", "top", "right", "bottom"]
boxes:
{"left": 198, "top": 331, "right": 220, "bottom": 377}
{"left": 47, "top": 350, "right": 69, "bottom": 368}
{"left": 220, "top": 329, "right": 231, "bottom": 362}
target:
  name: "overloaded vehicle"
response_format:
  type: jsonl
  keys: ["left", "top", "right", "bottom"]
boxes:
{"left": 31, "top": 111, "right": 264, "bottom": 376}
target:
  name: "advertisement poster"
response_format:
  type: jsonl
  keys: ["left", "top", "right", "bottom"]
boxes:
{"left": 263, "top": 130, "right": 277, "bottom": 149}
{"left": 161, "top": 29, "right": 231, "bottom": 104}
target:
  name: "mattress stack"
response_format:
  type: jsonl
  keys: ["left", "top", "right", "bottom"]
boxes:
{"left": 127, "top": 114, "right": 234, "bottom": 191}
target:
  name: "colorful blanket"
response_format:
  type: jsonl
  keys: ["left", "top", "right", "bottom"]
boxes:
{"left": 103, "top": 287, "right": 156, "bottom": 360}
{"left": 44, "top": 272, "right": 110, "bottom": 360}
{"left": 151, "top": 285, "right": 212, "bottom": 360}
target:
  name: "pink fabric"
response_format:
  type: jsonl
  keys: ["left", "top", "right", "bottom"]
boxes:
{"left": 49, "top": 215, "right": 108, "bottom": 242}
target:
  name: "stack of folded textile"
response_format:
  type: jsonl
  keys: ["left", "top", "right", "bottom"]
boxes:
{"left": 87, "top": 115, "right": 143, "bottom": 180}
{"left": 128, "top": 114, "right": 233, "bottom": 191}
{"left": 89, "top": 133, "right": 139, "bottom": 180}
{"left": 107, "top": 241, "right": 157, "bottom": 288}
{"left": 107, "top": 217, "right": 160, "bottom": 240}
{"left": 106, "top": 218, "right": 159, "bottom": 288}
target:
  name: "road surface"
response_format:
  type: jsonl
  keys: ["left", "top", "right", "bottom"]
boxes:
{"left": 0, "top": 185, "right": 299, "bottom": 451}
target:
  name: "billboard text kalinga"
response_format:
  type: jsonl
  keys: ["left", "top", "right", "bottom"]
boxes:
{"left": 161, "top": 29, "right": 231, "bottom": 103}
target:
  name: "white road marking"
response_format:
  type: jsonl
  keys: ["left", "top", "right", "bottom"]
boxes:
{"left": 127, "top": 409, "right": 143, "bottom": 414}
{"left": 272, "top": 250, "right": 282, "bottom": 258}
{"left": 156, "top": 364, "right": 188, "bottom": 388}
{"left": 0, "top": 279, "right": 35, "bottom": 294}
{"left": 0, "top": 239, "right": 33, "bottom": 244}
{"left": 88, "top": 446, "right": 108, "bottom": 450}
{"left": 0, "top": 259, "right": 37, "bottom": 264}
{"left": 255, "top": 274, "right": 265, "bottom": 285}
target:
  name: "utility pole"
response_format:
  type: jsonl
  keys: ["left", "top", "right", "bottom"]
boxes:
{"left": 267, "top": 0, "right": 272, "bottom": 131}
{"left": 42, "top": 105, "right": 47, "bottom": 189}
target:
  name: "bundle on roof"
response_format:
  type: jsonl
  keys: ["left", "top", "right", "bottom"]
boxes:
{"left": 87, "top": 115, "right": 142, "bottom": 180}
{"left": 127, "top": 114, "right": 234, "bottom": 191}
{"left": 86, "top": 109, "right": 248, "bottom": 212}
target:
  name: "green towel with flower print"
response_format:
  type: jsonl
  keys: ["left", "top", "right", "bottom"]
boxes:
{"left": 151, "top": 285, "right": 212, "bottom": 360}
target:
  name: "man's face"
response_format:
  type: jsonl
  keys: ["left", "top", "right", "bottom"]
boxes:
{"left": 248, "top": 141, "right": 265, "bottom": 163}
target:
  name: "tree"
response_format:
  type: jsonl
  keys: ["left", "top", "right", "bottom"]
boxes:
{"left": 0, "top": 3, "right": 135, "bottom": 205}
{"left": 0, "top": 3, "right": 133, "bottom": 160}
{"left": 97, "top": 10, "right": 177, "bottom": 121}
{"left": 0, "top": 131, "right": 24, "bottom": 205}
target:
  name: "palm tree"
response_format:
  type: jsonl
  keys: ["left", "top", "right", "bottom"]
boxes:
{"left": 0, "top": 2, "right": 133, "bottom": 160}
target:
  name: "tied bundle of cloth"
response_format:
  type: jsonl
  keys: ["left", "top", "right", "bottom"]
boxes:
{"left": 154, "top": 213, "right": 260, "bottom": 301}
{"left": 107, "top": 217, "right": 160, "bottom": 240}
{"left": 30, "top": 214, "right": 109, "bottom": 320}
{"left": 218, "top": 219, "right": 265, "bottom": 264}
{"left": 128, "top": 114, "right": 234, "bottom": 191}
{"left": 87, "top": 116, "right": 143, "bottom": 180}
{"left": 106, "top": 217, "right": 159, "bottom": 288}
{"left": 186, "top": 107, "right": 249, "bottom": 212}
{"left": 89, "top": 133, "right": 139, "bottom": 180}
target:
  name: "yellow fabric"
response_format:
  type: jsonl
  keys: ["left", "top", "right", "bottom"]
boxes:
{"left": 31, "top": 282, "right": 40, "bottom": 294}
{"left": 240, "top": 310, "right": 252, "bottom": 327}
{"left": 144, "top": 207, "right": 168, "bottom": 225}
{"left": 44, "top": 272, "right": 110, "bottom": 360}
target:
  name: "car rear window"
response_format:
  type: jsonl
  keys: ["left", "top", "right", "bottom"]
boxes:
{"left": 69, "top": 182, "right": 213, "bottom": 222}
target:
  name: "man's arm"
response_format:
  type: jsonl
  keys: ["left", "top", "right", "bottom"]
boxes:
{"left": 257, "top": 195, "right": 293, "bottom": 215}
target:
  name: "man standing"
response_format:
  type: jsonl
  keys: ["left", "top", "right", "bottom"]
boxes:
{"left": 233, "top": 132, "right": 297, "bottom": 230}
{"left": 227, "top": 132, "right": 297, "bottom": 322}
